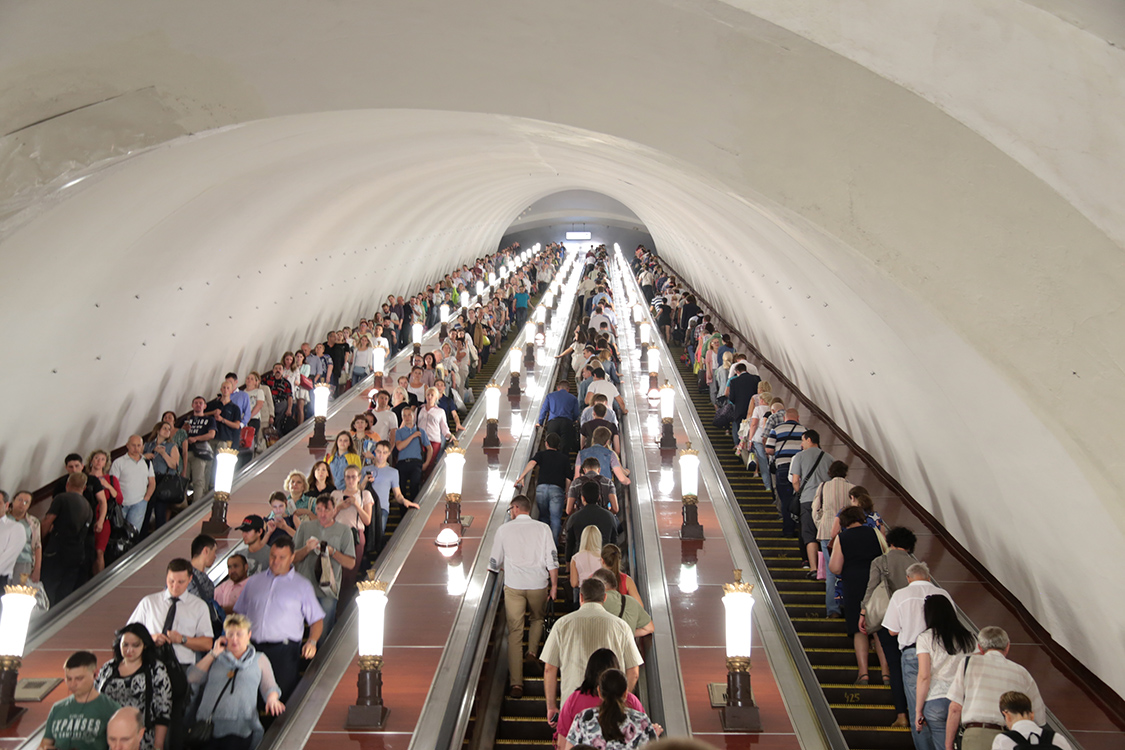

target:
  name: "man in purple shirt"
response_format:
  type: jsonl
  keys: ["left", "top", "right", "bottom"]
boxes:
{"left": 233, "top": 536, "right": 324, "bottom": 700}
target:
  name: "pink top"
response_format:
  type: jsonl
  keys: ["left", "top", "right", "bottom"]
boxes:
{"left": 556, "top": 689, "right": 645, "bottom": 741}
{"left": 571, "top": 551, "right": 602, "bottom": 587}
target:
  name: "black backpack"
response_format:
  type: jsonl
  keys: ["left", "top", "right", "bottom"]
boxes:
{"left": 1000, "top": 726, "right": 1062, "bottom": 750}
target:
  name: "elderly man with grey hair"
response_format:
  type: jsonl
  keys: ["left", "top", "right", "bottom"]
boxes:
{"left": 882, "top": 562, "right": 952, "bottom": 750}
{"left": 107, "top": 707, "right": 145, "bottom": 750}
{"left": 945, "top": 628, "right": 1045, "bottom": 750}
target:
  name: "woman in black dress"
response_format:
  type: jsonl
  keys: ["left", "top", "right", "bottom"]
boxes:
{"left": 830, "top": 506, "right": 885, "bottom": 684}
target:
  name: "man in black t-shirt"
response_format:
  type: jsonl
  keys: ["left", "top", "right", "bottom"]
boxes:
{"left": 564, "top": 481, "right": 618, "bottom": 560}
{"left": 724, "top": 363, "right": 761, "bottom": 445}
{"left": 183, "top": 397, "right": 216, "bottom": 502}
{"left": 324, "top": 331, "right": 349, "bottom": 392}
{"left": 580, "top": 403, "right": 620, "bottom": 453}
{"left": 43, "top": 472, "right": 94, "bottom": 604}
{"left": 513, "top": 433, "right": 571, "bottom": 545}
{"left": 211, "top": 380, "right": 242, "bottom": 447}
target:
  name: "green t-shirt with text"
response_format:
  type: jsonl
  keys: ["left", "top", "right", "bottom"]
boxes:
{"left": 44, "top": 693, "right": 120, "bottom": 750}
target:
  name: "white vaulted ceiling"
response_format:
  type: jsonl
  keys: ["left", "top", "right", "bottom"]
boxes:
{"left": 1, "top": 0, "right": 1123, "bottom": 696}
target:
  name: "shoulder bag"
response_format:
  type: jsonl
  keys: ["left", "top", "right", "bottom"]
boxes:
{"left": 187, "top": 667, "right": 238, "bottom": 748}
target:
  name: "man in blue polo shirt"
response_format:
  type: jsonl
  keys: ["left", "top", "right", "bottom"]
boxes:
{"left": 537, "top": 380, "right": 581, "bottom": 454}
{"left": 362, "top": 442, "right": 420, "bottom": 554}
{"left": 394, "top": 406, "right": 427, "bottom": 501}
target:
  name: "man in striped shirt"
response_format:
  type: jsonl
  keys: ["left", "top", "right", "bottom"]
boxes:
{"left": 766, "top": 409, "right": 805, "bottom": 537}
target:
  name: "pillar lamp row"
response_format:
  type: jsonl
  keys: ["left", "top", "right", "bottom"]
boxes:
{"left": 347, "top": 576, "right": 389, "bottom": 729}
{"left": 202, "top": 446, "right": 240, "bottom": 536}
{"left": 0, "top": 582, "right": 37, "bottom": 726}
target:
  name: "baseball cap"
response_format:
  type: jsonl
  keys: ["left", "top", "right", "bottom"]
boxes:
{"left": 236, "top": 515, "right": 265, "bottom": 532}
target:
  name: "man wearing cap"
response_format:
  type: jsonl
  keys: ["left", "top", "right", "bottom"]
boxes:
{"left": 236, "top": 515, "right": 270, "bottom": 573}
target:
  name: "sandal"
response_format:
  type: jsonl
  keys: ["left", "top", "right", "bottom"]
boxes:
{"left": 855, "top": 674, "right": 870, "bottom": 685}
{"left": 883, "top": 675, "right": 891, "bottom": 686}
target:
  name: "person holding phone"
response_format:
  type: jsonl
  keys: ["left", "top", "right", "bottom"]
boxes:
{"left": 292, "top": 495, "right": 355, "bottom": 637}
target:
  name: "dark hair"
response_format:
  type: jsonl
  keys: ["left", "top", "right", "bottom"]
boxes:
{"left": 166, "top": 558, "right": 192, "bottom": 575}
{"left": 270, "top": 536, "right": 295, "bottom": 552}
{"left": 581, "top": 480, "right": 601, "bottom": 506}
{"left": 601, "top": 544, "right": 623, "bottom": 577}
{"left": 375, "top": 440, "right": 392, "bottom": 451}
{"left": 581, "top": 457, "right": 601, "bottom": 472}
{"left": 228, "top": 552, "right": 248, "bottom": 566}
{"left": 827, "top": 460, "right": 848, "bottom": 479}
{"left": 65, "top": 651, "right": 98, "bottom": 672}
{"left": 885, "top": 526, "right": 917, "bottom": 552}
{"left": 190, "top": 534, "right": 216, "bottom": 558}
{"left": 225, "top": 372, "right": 238, "bottom": 381}
{"left": 577, "top": 648, "right": 621, "bottom": 696}
{"left": 580, "top": 577, "right": 607, "bottom": 603}
{"left": 591, "top": 368, "right": 606, "bottom": 380}
{"left": 804, "top": 429, "right": 821, "bottom": 445}
{"left": 924, "top": 595, "right": 976, "bottom": 656}
{"left": 593, "top": 403, "right": 607, "bottom": 418}
{"left": 112, "top": 623, "right": 157, "bottom": 666}
{"left": 839, "top": 506, "right": 867, "bottom": 527}
{"left": 315, "top": 493, "right": 336, "bottom": 509}
{"left": 590, "top": 568, "right": 618, "bottom": 591}
{"left": 999, "top": 691, "right": 1034, "bottom": 716}
{"left": 308, "top": 461, "right": 336, "bottom": 493}
{"left": 545, "top": 433, "right": 561, "bottom": 449}
{"left": 596, "top": 668, "right": 629, "bottom": 743}
{"left": 64, "top": 453, "right": 83, "bottom": 465}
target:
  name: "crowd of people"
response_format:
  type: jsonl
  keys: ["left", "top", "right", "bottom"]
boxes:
{"left": 0, "top": 244, "right": 561, "bottom": 614}
{"left": 633, "top": 247, "right": 1062, "bottom": 750}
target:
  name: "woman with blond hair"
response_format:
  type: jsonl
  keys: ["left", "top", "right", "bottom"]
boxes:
{"left": 569, "top": 526, "right": 603, "bottom": 603}
{"left": 87, "top": 449, "right": 118, "bottom": 573}
{"left": 285, "top": 470, "right": 316, "bottom": 523}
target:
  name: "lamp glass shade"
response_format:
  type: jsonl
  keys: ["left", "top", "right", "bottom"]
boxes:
{"left": 0, "top": 590, "right": 37, "bottom": 657}
{"left": 679, "top": 451, "right": 700, "bottom": 498}
{"left": 678, "top": 563, "right": 699, "bottom": 594}
{"left": 440, "top": 304, "right": 450, "bottom": 323}
{"left": 524, "top": 321, "right": 535, "bottom": 341}
{"left": 723, "top": 589, "right": 755, "bottom": 658}
{"left": 508, "top": 348, "right": 521, "bottom": 377}
{"left": 639, "top": 322, "right": 651, "bottom": 345}
{"left": 660, "top": 385, "right": 675, "bottom": 420}
{"left": 412, "top": 322, "right": 423, "bottom": 342}
{"left": 372, "top": 346, "right": 386, "bottom": 375}
{"left": 436, "top": 527, "right": 461, "bottom": 557}
{"left": 485, "top": 385, "right": 501, "bottom": 420}
{"left": 214, "top": 450, "right": 238, "bottom": 494}
{"left": 356, "top": 587, "right": 388, "bottom": 658}
{"left": 488, "top": 272, "right": 496, "bottom": 287}
{"left": 632, "top": 305, "right": 643, "bottom": 323}
{"left": 544, "top": 292, "right": 555, "bottom": 308}
{"left": 313, "top": 383, "right": 332, "bottom": 418}
{"left": 476, "top": 280, "right": 484, "bottom": 296}
{"left": 461, "top": 295, "right": 469, "bottom": 309}
{"left": 534, "top": 306, "right": 545, "bottom": 324}
{"left": 445, "top": 450, "right": 466, "bottom": 497}
{"left": 647, "top": 347, "right": 660, "bottom": 376}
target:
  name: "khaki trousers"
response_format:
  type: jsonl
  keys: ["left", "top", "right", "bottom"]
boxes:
{"left": 504, "top": 585, "right": 549, "bottom": 686}
{"left": 960, "top": 726, "right": 1002, "bottom": 750}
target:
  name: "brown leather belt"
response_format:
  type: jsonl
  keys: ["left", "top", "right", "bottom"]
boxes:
{"left": 962, "top": 722, "right": 1004, "bottom": 731}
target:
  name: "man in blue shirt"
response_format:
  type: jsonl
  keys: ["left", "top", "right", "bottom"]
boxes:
{"left": 537, "top": 380, "right": 581, "bottom": 454}
{"left": 394, "top": 406, "right": 427, "bottom": 500}
{"left": 363, "top": 441, "right": 420, "bottom": 554}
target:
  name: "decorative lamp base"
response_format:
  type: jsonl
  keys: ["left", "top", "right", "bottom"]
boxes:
{"left": 483, "top": 420, "right": 501, "bottom": 449}
{"left": 720, "top": 667, "right": 761, "bottom": 731}
{"left": 201, "top": 494, "right": 230, "bottom": 536}
{"left": 440, "top": 323, "right": 449, "bottom": 339}
{"left": 372, "top": 373, "right": 384, "bottom": 390}
{"left": 508, "top": 374, "right": 522, "bottom": 399}
{"left": 0, "top": 667, "right": 25, "bottom": 729}
{"left": 680, "top": 499, "right": 705, "bottom": 540}
{"left": 524, "top": 343, "right": 535, "bottom": 367}
{"left": 346, "top": 666, "right": 389, "bottom": 729}
{"left": 648, "top": 373, "right": 659, "bottom": 393}
{"left": 308, "top": 416, "right": 329, "bottom": 451}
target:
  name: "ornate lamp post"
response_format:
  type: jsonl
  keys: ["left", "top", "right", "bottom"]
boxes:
{"left": 346, "top": 576, "right": 389, "bottom": 729}
{"left": 721, "top": 570, "right": 761, "bottom": 731}
{"left": 202, "top": 446, "right": 239, "bottom": 535}
{"left": 679, "top": 443, "right": 704, "bottom": 540}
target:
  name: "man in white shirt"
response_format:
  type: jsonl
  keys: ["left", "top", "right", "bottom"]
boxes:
{"left": 109, "top": 435, "right": 155, "bottom": 533}
{"left": 883, "top": 562, "right": 953, "bottom": 750}
{"left": 488, "top": 495, "right": 558, "bottom": 699}
{"left": 369, "top": 390, "right": 399, "bottom": 442}
{"left": 992, "top": 691, "right": 1070, "bottom": 750}
{"left": 127, "top": 558, "right": 214, "bottom": 667}
{"left": 0, "top": 491, "right": 27, "bottom": 586}
{"left": 584, "top": 368, "right": 627, "bottom": 415}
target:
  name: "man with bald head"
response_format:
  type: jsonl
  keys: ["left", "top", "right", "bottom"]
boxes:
{"left": 766, "top": 408, "right": 805, "bottom": 540}
{"left": 110, "top": 435, "right": 155, "bottom": 533}
{"left": 106, "top": 707, "right": 144, "bottom": 750}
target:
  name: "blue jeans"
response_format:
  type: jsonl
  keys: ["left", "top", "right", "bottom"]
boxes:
{"left": 351, "top": 368, "right": 371, "bottom": 386}
{"left": 902, "top": 647, "right": 932, "bottom": 750}
{"left": 123, "top": 501, "right": 147, "bottom": 532}
{"left": 318, "top": 593, "right": 339, "bottom": 638}
{"left": 819, "top": 541, "right": 842, "bottom": 615}
{"left": 922, "top": 697, "right": 951, "bottom": 750}
{"left": 752, "top": 441, "right": 771, "bottom": 490}
{"left": 536, "top": 484, "right": 565, "bottom": 544}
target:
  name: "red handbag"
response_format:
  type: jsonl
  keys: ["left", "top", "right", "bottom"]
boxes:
{"left": 240, "top": 426, "right": 256, "bottom": 449}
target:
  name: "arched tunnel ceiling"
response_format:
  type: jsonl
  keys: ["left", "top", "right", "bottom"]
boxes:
{"left": 1, "top": 0, "right": 1123, "bottom": 697}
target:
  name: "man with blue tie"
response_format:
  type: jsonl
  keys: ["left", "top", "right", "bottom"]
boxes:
{"left": 537, "top": 380, "right": 581, "bottom": 454}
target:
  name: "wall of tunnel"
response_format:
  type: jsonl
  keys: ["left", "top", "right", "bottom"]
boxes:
{"left": 1, "top": 0, "right": 1123, "bottom": 697}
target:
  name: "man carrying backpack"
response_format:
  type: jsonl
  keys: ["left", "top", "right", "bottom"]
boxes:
{"left": 992, "top": 691, "right": 1070, "bottom": 750}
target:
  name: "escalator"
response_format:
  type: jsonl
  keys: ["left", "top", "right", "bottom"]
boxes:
{"left": 670, "top": 347, "right": 910, "bottom": 750}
